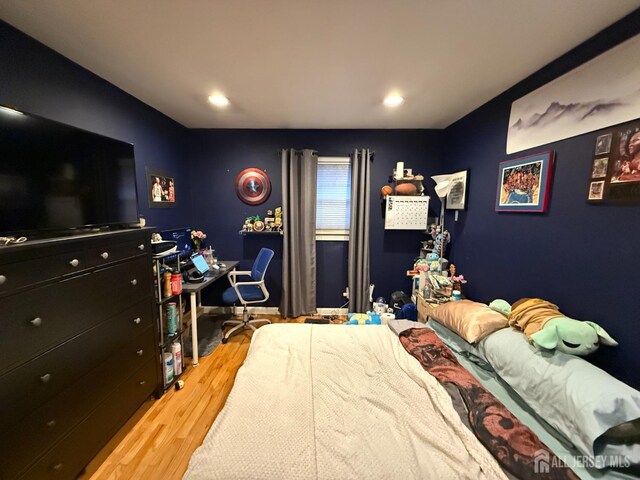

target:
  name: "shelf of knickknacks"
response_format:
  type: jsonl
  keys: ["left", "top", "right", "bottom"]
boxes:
{"left": 240, "top": 206, "right": 283, "bottom": 236}
{"left": 239, "top": 230, "right": 283, "bottom": 236}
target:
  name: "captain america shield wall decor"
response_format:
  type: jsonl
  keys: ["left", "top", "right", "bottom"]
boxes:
{"left": 235, "top": 168, "right": 271, "bottom": 205}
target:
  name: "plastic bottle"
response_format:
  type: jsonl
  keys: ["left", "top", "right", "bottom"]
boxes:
{"left": 164, "top": 352, "right": 174, "bottom": 384}
{"left": 167, "top": 303, "right": 177, "bottom": 335}
{"left": 172, "top": 342, "right": 183, "bottom": 376}
{"left": 163, "top": 271, "right": 172, "bottom": 297}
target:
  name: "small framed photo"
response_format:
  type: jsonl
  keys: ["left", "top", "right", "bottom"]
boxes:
{"left": 446, "top": 169, "right": 468, "bottom": 210}
{"left": 495, "top": 151, "right": 554, "bottom": 213}
{"left": 146, "top": 167, "right": 176, "bottom": 208}
{"left": 594, "top": 133, "right": 612, "bottom": 155}
{"left": 588, "top": 181, "right": 605, "bottom": 200}
{"left": 591, "top": 157, "right": 608, "bottom": 178}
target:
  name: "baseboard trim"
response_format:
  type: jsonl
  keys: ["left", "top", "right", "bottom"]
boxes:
{"left": 316, "top": 307, "right": 348, "bottom": 315}
{"left": 200, "top": 306, "right": 349, "bottom": 316}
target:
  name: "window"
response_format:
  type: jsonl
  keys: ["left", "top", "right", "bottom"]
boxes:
{"left": 316, "top": 157, "right": 351, "bottom": 241}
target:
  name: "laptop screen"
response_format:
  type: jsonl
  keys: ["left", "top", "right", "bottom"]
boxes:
{"left": 191, "top": 254, "right": 209, "bottom": 275}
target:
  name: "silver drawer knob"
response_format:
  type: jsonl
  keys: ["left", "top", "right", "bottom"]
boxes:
{"left": 138, "top": 244, "right": 145, "bottom": 250}
{"left": 100, "top": 251, "right": 109, "bottom": 259}
{"left": 46, "top": 419, "right": 56, "bottom": 428}
{"left": 30, "top": 317, "right": 42, "bottom": 327}
{"left": 69, "top": 259, "right": 79, "bottom": 267}
{"left": 133, "top": 317, "right": 141, "bottom": 324}
{"left": 0, "top": 275, "right": 6, "bottom": 285}
{"left": 136, "top": 349, "right": 144, "bottom": 356}
{"left": 131, "top": 279, "right": 138, "bottom": 286}
{"left": 53, "top": 463, "right": 63, "bottom": 471}
{"left": 40, "top": 373, "right": 51, "bottom": 383}
{"left": 139, "top": 380, "right": 146, "bottom": 386}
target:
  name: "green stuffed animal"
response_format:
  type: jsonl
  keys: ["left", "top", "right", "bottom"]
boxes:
{"left": 530, "top": 317, "right": 618, "bottom": 356}
{"left": 490, "top": 298, "right": 618, "bottom": 356}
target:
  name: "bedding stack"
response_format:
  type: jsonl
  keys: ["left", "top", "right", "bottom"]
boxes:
{"left": 419, "top": 300, "right": 640, "bottom": 477}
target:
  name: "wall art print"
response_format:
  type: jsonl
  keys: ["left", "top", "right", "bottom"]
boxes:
{"left": 587, "top": 118, "right": 640, "bottom": 203}
{"left": 506, "top": 33, "right": 640, "bottom": 155}
{"left": 146, "top": 166, "right": 176, "bottom": 208}
{"left": 445, "top": 169, "right": 468, "bottom": 210}
{"left": 235, "top": 167, "right": 271, "bottom": 205}
{"left": 495, "top": 151, "right": 554, "bottom": 213}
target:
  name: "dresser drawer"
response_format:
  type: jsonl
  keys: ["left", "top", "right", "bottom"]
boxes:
{"left": 1, "top": 256, "right": 152, "bottom": 373}
{"left": 0, "top": 327, "right": 156, "bottom": 480}
{"left": 0, "top": 299, "right": 154, "bottom": 428}
{"left": 87, "top": 236, "right": 149, "bottom": 267}
{"left": 16, "top": 358, "right": 157, "bottom": 480}
{"left": 0, "top": 248, "right": 88, "bottom": 296}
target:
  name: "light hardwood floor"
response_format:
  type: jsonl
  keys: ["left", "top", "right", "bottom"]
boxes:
{"left": 81, "top": 314, "right": 317, "bottom": 480}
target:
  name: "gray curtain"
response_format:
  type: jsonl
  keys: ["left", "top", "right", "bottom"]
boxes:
{"left": 280, "top": 149, "right": 318, "bottom": 318}
{"left": 348, "top": 149, "right": 371, "bottom": 312}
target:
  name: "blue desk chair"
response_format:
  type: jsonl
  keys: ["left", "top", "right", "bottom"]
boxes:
{"left": 221, "top": 248, "right": 274, "bottom": 343}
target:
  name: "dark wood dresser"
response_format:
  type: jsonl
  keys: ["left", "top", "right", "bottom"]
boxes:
{"left": 0, "top": 228, "right": 159, "bottom": 480}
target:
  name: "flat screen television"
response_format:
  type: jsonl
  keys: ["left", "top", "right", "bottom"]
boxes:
{"left": 0, "top": 106, "right": 139, "bottom": 238}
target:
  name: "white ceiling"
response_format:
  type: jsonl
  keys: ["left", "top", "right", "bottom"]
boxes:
{"left": 1, "top": 0, "right": 638, "bottom": 129}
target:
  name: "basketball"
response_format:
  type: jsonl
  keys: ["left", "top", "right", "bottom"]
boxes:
{"left": 380, "top": 185, "right": 393, "bottom": 198}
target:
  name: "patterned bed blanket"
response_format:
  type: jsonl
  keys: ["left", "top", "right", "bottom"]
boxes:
{"left": 399, "top": 327, "right": 578, "bottom": 480}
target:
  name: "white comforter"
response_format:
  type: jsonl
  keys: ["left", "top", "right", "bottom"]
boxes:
{"left": 184, "top": 324, "right": 506, "bottom": 480}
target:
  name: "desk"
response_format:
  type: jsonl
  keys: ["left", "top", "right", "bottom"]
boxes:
{"left": 182, "top": 261, "right": 239, "bottom": 366}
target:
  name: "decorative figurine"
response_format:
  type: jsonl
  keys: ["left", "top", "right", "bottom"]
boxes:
{"left": 253, "top": 216, "right": 265, "bottom": 232}
{"left": 274, "top": 207, "right": 283, "bottom": 231}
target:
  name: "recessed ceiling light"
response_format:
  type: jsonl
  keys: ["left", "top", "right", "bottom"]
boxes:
{"left": 0, "top": 105, "right": 24, "bottom": 116}
{"left": 383, "top": 95, "right": 404, "bottom": 107}
{"left": 208, "top": 94, "right": 230, "bottom": 107}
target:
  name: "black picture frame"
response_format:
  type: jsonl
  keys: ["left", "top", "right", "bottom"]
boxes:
{"left": 146, "top": 166, "right": 176, "bottom": 208}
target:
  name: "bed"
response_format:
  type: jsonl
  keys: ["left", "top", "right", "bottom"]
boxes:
{"left": 184, "top": 322, "right": 638, "bottom": 480}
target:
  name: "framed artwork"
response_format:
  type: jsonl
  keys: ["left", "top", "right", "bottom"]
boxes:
{"left": 146, "top": 167, "right": 176, "bottom": 208}
{"left": 495, "top": 151, "right": 554, "bottom": 213}
{"left": 506, "top": 33, "right": 640, "bottom": 154}
{"left": 235, "top": 168, "right": 271, "bottom": 205}
{"left": 445, "top": 169, "right": 468, "bottom": 210}
{"left": 587, "top": 118, "right": 640, "bottom": 203}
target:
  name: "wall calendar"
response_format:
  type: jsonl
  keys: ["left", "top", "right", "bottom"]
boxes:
{"left": 384, "top": 195, "right": 430, "bottom": 230}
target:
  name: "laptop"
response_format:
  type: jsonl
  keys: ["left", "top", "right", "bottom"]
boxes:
{"left": 191, "top": 254, "right": 210, "bottom": 276}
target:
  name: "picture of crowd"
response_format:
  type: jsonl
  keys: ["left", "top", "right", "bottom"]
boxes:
{"left": 500, "top": 161, "right": 542, "bottom": 205}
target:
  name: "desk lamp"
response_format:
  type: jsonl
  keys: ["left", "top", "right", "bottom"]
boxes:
{"left": 431, "top": 174, "right": 454, "bottom": 268}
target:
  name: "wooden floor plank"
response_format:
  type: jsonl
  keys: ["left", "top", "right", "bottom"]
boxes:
{"left": 82, "top": 314, "right": 324, "bottom": 480}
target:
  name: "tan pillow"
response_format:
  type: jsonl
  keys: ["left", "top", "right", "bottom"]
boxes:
{"left": 425, "top": 300, "right": 508, "bottom": 343}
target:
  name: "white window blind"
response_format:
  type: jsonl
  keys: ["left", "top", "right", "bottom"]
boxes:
{"left": 316, "top": 157, "right": 351, "bottom": 241}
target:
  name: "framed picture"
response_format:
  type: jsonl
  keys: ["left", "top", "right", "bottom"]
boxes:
{"left": 146, "top": 167, "right": 176, "bottom": 208}
{"left": 495, "top": 151, "right": 554, "bottom": 213}
{"left": 445, "top": 169, "right": 468, "bottom": 210}
{"left": 587, "top": 118, "right": 640, "bottom": 203}
{"left": 588, "top": 181, "right": 605, "bottom": 200}
{"left": 594, "top": 133, "right": 612, "bottom": 155}
{"left": 591, "top": 157, "right": 609, "bottom": 178}
{"left": 506, "top": 34, "right": 640, "bottom": 154}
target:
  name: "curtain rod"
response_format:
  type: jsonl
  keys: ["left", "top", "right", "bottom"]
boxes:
{"left": 278, "top": 149, "right": 375, "bottom": 159}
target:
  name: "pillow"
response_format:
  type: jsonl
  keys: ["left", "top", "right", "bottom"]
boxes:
{"left": 427, "top": 319, "right": 494, "bottom": 372}
{"left": 425, "top": 300, "right": 508, "bottom": 343}
{"left": 477, "top": 327, "right": 640, "bottom": 467}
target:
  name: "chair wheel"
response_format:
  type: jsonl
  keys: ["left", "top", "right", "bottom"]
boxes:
{"left": 221, "top": 337, "right": 228, "bottom": 344}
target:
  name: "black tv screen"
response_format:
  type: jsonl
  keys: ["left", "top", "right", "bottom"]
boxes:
{"left": 0, "top": 106, "right": 139, "bottom": 237}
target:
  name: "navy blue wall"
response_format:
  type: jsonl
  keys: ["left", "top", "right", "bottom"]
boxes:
{"left": 0, "top": 20, "right": 190, "bottom": 230}
{"left": 187, "top": 129, "right": 443, "bottom": 308}
{"left": 444, "top": 11, "right": 640, "bottom": 388}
